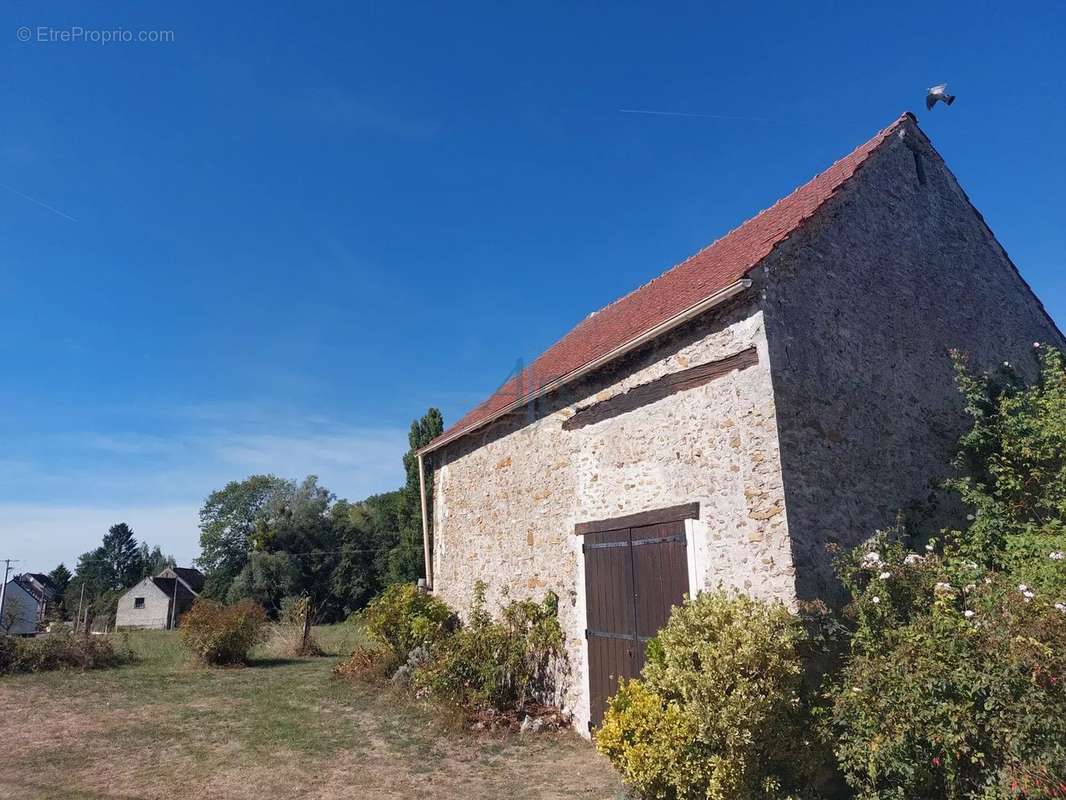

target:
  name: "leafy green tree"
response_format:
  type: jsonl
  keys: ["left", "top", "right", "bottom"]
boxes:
{"left": 328, "top": 498, "right": 390, "bottom": 616}
{"left": 197, "top": 408, "right": 443, "bottom": 618}
{"left": 386, "top": 408, "right": 443, "bottom": 585}
{"left": 226, "top": 552, "right": 300, "bottom": 614}
{"left": 72, "top": 547, "right": 111, "bottom": 593}
{"left": 197, "top": 474, "right": 293, "bottom": 598}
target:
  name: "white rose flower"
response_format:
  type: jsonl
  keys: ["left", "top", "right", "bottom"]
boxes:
{"left": 879, "top": 571, "right": 891, "bottom": 580}
{"left": 871, "top": 596, "right": 881, "bottom": 604}
{"left": 1050, "top": 552, "right": 1064, "bottom": 561}
{"left": 964, "top": 610, "right": 975, "bottom": 618}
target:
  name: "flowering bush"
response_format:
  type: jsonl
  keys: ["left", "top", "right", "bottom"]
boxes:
{"left": 947, "top": 345, "right": 1066, "bottom": 602}
{"left": 180, "top": 599, "right": 269, "bottom": 665}
{"left": 596, "top": 591, "right": 826, "bottom": 800}
{"left": 828, "top": 559, "right": 1066, "bottom": 799}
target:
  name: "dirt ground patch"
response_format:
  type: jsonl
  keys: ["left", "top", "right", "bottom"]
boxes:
{"left": 0, "top": 628, "right": 623, "bottom": 800}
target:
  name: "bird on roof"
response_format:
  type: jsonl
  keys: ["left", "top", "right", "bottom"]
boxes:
{"left": 926, "top": 84, "right": 956, "bottom": 110}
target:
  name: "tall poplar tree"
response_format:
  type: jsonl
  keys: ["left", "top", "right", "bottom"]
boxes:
{"left": 385, "top": 408, "right": 444, "bottom": 584}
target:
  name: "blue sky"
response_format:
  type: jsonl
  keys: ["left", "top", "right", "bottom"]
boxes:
{"left": 1, "top": 2, "right": 1063, "bottom": 572}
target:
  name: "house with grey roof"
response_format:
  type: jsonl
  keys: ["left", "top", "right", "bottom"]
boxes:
{"left": 414, "top": 112, "right": 1064, "bottom": 732}
{"left": 0, "top": 573, "right": 58, "bottom": 635}
{"left": 115, "top": 566, "right": 203, "bottom": 630}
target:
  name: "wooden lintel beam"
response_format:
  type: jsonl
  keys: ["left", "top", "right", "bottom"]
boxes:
{"left": 561, "top": 346, "right": 759, "bottom": 432}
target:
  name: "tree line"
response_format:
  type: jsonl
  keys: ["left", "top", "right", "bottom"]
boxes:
{"left": 198, "top": 408, "right": 444, "bottom": 621}
{"left": 40, "top": 408, "right": 444, "bottom": 628}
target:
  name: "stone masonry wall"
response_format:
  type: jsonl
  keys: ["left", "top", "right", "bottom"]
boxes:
{"left": 759, "top": 117, "right": 1065, "bottom": 601}
{"left": 429, "top": 297, "right": 795, "bottom": 732}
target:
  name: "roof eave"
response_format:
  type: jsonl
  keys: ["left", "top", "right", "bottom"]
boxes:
{"left": 418, "top": 277, "right": 754, "bottom": 457}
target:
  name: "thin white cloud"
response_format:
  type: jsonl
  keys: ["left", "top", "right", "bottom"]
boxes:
{"left": 0, "top": 424, "right": 410, "bottom": 572}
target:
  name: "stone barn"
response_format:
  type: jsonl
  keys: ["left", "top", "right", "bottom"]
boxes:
{"left": 415, "top": 112, "right": 1063, "bottom": 732}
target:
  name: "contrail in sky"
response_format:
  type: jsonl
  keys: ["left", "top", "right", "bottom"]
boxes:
{"left": 619, "top": 108, "right": 771, "bottom": 122}
{"left": 0, "top": 182, "right": 78, "bottom": 222}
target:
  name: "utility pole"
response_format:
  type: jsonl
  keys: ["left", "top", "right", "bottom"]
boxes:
{"left": 0, "top": 559, "right": 15, "bottom": 630}
{"left": 74, "top": 582, "right": 86, "bottom": 635}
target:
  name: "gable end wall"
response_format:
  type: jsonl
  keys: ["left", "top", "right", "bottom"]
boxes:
{"left": 760, "top": 119, "right": 1064, "bottom": 601}
{"left": 115, "top": 579, "right": 173, "bottom": 630}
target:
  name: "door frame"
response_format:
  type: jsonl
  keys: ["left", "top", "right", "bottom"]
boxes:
{"left": 575, "top": 502, "right": 701, "bottom": 732}
{"left": 575, "top": 502, "right": 699, "bottom": 537}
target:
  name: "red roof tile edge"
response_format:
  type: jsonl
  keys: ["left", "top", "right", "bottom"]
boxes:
{"left": 423, "top": 113, "right": 915, "bottom": 454}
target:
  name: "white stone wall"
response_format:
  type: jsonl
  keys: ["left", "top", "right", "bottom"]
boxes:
{"left": 430, "top": 299, "right": 795, "bottom": 732}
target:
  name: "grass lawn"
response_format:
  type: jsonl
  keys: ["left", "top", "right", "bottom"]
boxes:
{"left": 0, "top": 626, "right": 623, "bottom": 800}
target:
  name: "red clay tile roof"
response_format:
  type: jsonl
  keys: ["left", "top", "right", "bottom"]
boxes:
{"left": 425, "top": 113, "right": 914, "bottom": 453}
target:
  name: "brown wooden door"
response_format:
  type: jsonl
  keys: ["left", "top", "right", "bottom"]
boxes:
{"left": 579, "top": 504, "right": 696, "bottom": 729}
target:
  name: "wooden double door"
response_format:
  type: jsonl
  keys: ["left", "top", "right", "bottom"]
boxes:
{"left": 579, "top": 503, "right": 697, "bottom": 728}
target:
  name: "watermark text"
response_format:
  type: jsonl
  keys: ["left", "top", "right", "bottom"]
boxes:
{"left": 17, "top": 26, "right": 175, "bottom": 44}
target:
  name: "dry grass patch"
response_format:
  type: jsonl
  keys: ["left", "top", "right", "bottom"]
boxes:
{"left": 0, "top": 627, "right": 622, "bottom": 800}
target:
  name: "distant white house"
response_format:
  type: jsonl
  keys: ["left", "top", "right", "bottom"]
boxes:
{"left": 1, "top": 573, "right": 59, "bottom": 636}
{"left": 115, "top": 566, "right": 204, "bottom": 630}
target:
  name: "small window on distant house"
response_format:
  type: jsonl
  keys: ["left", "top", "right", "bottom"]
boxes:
{"left": 134, "top": 597, "right": 145, "bottom": 609}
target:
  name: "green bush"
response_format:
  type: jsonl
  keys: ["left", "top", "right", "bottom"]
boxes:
{"left": 414, "top": 581, "right": 564, "bottom": 715}
{"left": 0, "top": 632, "right": 130, "bottom": 674}
{"left": 596, "top": 590, "right": 825, "bottom": 800}
{"left": 361, "top": 582, "right": 455, "bottom": 662}
{"left": 180, "top": 599, "right": 269, "bottom": 665}
{"left": 947, "top": 345, "right": 1066, "bottom": 602}
{"left": 828, "top": 541, "right": 1066, "bottom": 800}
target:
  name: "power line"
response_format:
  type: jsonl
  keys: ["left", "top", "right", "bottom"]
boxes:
{"left": 167, "top": 546, "right": 391, "bottom": 563}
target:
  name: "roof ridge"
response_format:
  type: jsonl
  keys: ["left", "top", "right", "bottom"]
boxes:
{"left": 573, "top": 112, "right": 912, "bottom": 327}
{"left": 428, "top": 113, "right": 915, "bottom": 450}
